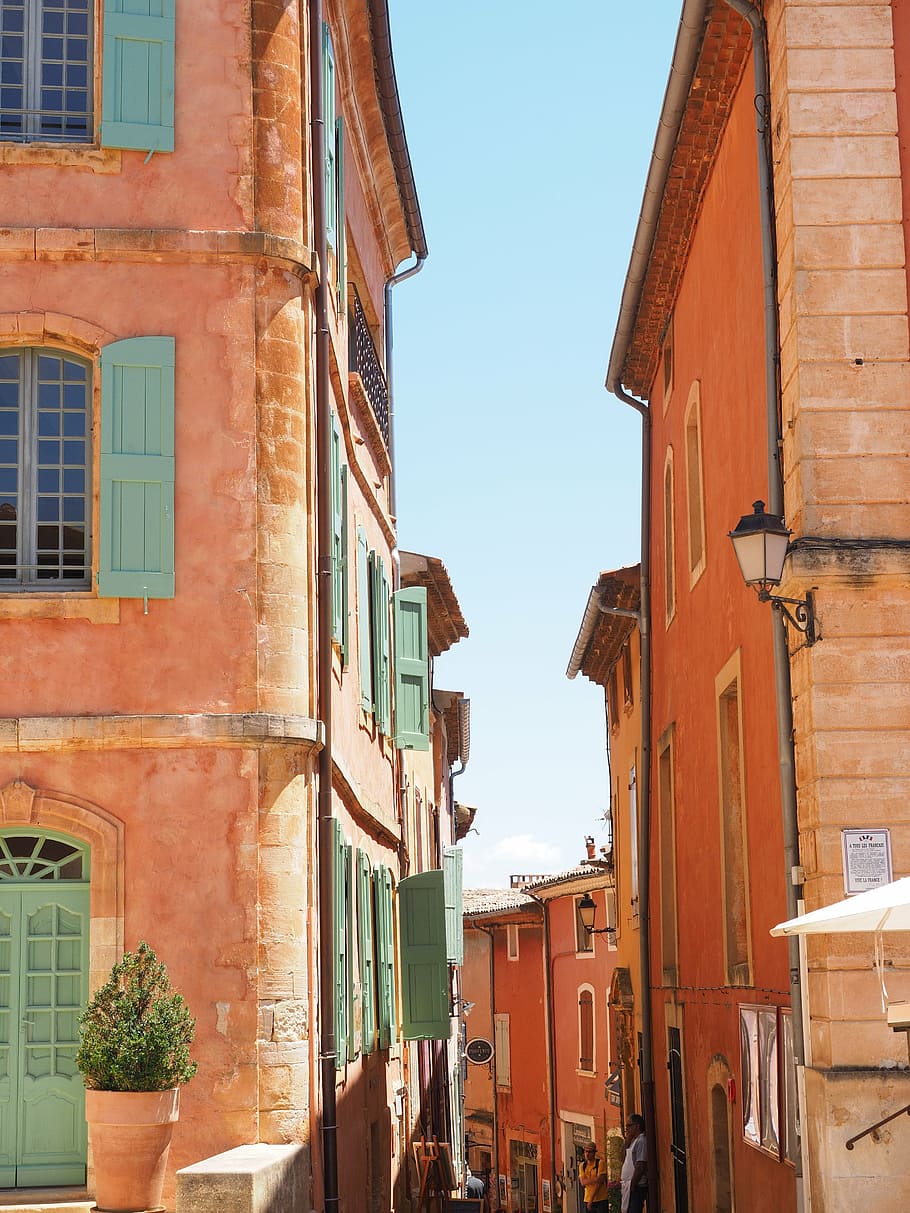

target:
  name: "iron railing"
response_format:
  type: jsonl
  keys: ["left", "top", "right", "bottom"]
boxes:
{"left": 348, "top": 286, "right": 389, "bottom": 449}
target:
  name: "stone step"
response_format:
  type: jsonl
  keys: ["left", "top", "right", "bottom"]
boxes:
{"left": 0, "top": 1190, "right": 95, "bottom": 1213}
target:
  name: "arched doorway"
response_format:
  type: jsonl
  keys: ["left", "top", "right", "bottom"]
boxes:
{"left": 0, "top": 831, "right": 89, "bottom": 1188}
{"left": 710, "top": 1084, "right": 732, "bottom": 1212}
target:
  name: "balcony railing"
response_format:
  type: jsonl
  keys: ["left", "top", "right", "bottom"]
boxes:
{"left": 348, "top": 287, "right": 390, "bottom": 449}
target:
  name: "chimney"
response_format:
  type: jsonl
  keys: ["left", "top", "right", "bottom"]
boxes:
{"left": 585, "top": 835, "right": 596, "bottom": 861}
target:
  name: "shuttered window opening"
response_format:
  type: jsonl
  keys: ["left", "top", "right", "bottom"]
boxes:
{"left": 330, "top": 413, "right": 349, "bottom": 663}
{"left": 98, "top": 337, "right": 175, "bottom": 600}
{"left": 0, "top": 349, "right": 91, "bottom": 588}
{"left": 357, "top": 849, "right": 375, "bottom": 1055}
{"left": 101, "top": 0, "right": 175, "bottom": 153}
{"left": 443, "top": 846, "right": 463, "bottom": 966}
{"left": 373, "top": 864, "right": 396, "bottom": 1048}
{"left": 578, "top": 988, "right": 594, "bottom": 1072}
{"left": 331, "top": 819, "right": 354, "bottom": 1068}
{"left": 357, "top": 526, "right": 372, "bottom": 712}
{"left": 370, "top": 552, "right": 391, "bottom": 735}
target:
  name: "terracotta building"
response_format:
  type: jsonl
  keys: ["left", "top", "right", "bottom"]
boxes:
{"left": 603, "top": 1, "right": 910, "bottom": 1210}
{"left": 0, "top": 1, "right": 468, "bottom": 1209}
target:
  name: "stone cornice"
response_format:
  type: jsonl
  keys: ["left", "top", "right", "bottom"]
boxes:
{"left": 0, "top": 713, "right": 323, "bottom": 752}
{"left": 786, "top": 537, "right": 910, "bottom": 583}
{"left": 0, "top": 228, "right": 316, "bottom": 280}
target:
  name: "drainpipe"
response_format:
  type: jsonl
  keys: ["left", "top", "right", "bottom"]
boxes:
{"left": 310, "top": 0, "right": 339, "bottom": 1208}
{"left": 522, "top": 891, "right": 557, "bottom": 1203}
{"left": 607, "top": 385, "right": 656, "bottom": 1210}
{"left": 721, "top": 4, "right": 807, "bottom": 1207}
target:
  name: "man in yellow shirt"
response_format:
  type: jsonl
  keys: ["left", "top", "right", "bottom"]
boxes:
{"left": 578, "top": 1141, "right": 609, "bottom": 1213}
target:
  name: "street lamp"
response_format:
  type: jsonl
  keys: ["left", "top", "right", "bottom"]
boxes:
{"left": 728, "top": 501, "right": 817, "bottom": 646}
{"left": 577, "top": 893, "right": 615, "bottom": 938}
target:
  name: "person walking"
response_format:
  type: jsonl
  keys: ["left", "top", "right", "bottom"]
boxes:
{"left": 578, "top": 1141, "right": 609, "bottom": 1213}
{"left": 620, "top": 1115, "right": 648, "bottom": 1213}
{"left": 466, "top": 1169, "right": 485, "bottom": 1200}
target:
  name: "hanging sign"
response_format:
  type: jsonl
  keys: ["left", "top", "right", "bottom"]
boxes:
{"left": 465, "top": 1037, "right": 494, "bottom": 1065}
{"left": 842, "top": 828, "right": 892, "bottom": 895}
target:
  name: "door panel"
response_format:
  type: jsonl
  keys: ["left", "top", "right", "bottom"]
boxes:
{"left": 0, "top": 887, "right": 88, "bottom": 1188}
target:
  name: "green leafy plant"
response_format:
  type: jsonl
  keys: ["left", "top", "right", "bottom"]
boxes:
{"left": 76, "top": 941, "right": 198, "bottom": 1092}
{"left": 606, "top": 1180, "right": 622, "bottom": 1213}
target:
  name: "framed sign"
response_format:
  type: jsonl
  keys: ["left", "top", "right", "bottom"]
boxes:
{"left": 542, "top": 1179, "right": 551, "bottom": 1212}
{"left": 499, "top": 1174, "right": 507, "bottom": 1204}
{"left": 465, "top": 1037, "right": 494, "bottom": 1065}
{"left": 842, "top": 828, "right": 892, "bottom": 895}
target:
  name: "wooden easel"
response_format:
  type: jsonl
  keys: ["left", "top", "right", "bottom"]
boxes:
{"left": 412, "top": 1136, "right": 457, "bottom": 1213}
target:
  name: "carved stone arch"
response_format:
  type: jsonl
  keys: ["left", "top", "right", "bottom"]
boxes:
{"left": 0, "top": 311, "right": 116, "bottom": 359}
{"left": 0, "top": 780, "right": 124, "bottom": 990}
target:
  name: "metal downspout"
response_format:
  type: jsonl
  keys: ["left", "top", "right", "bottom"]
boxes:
{"left": 609, "top": 384, "right": 656, "bottom": 1210}
{"left": 310, "top": 0, "right": 339, "bottom": 1208}
{"left": 523, "top": 891, "right": 557, "bottom": 1203}
{"left": 721, "top": 4, "right": 807, "bottom": 1206}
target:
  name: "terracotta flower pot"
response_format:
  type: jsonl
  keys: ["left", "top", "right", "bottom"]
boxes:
{"left": 85, "top": 1088, "right": 180, "bottom": 1213}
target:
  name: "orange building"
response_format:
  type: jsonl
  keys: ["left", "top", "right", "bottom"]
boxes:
{"left": 605, "top": 0, "right": 910, "bottom": 1209}
{"left": 0, "top": 2, "right": 468, "bottom": 1209}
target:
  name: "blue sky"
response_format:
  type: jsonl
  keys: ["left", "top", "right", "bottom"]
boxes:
{"left": 388, "top": 1, "right": 682, "bottom": 887}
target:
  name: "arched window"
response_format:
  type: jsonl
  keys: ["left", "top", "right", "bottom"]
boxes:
{"left": 0, "top": 348, "right": 91, "bottom": 588}
{"left": 684, "top": 381, "right": 706, "bottom": 582}
{"left": 0, "top": 831, "right": 88, "bottom": 881}
{"left": 663, "top": 448, "right": 675, "bottom": 625}
{"left": 578, "top": 986, "right": 594, "bottom": 1073}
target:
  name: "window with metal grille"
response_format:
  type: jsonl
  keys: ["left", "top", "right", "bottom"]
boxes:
{"left": 578, "top": 988, "right": 594, "bottom": 1072}
{"left": 0, "top": 348, "right": 91, "bottom": 588}
{"left": 0, "top": 0, "right": 93, "bottom": 143}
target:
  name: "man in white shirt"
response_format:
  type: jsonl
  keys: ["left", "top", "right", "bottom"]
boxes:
{"left": 620, "top": 1114, "right": 647, "bottom": 1213}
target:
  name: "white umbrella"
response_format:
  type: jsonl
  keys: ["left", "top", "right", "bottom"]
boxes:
{"left": 770, "top": 877, "right": 910, "bottom": 936}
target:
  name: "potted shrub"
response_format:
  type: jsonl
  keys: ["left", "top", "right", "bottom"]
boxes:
{"left": 77, "top": 941, "right": 197, "bottom": 1213}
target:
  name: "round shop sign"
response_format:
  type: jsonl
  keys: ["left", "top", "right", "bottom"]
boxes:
{"left": 465, "top": 1037, "right": 494, "bottom": 1065}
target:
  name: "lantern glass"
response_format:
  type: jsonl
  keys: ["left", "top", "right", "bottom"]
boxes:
{"left": 577, "top": 894, "right": 597, "bottom": 931}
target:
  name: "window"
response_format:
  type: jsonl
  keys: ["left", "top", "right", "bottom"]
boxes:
{"left": 664, "top": 448, "right": 675, "bottom": 624}
{"left": 331, "top": 819, "right": 354, "bottom": 1066}
{"left": 661, "top": 316, "right": 674, "bottom": 409}
{"left": 494, "top": 1013, "right": 511, "bottom": 1087}
{"left": 622, "top": 639, "right": 634, "bottom": 706}
{"left": 0, "top": 348, "right": 90, "bottom": 587}
{"left": 358, "top": 536, "right": 392, "bottom": 733}
{"left": 393, "top": 586, "right": 429, "bottom": 751}
{"left": 330, "top": 413, "right": 348, "bottom": 662}
{"left": 740, "top": 1005, "right": 797, "bottom": 1162}
{"left": 574, "top": 896, "right": 593, "bottom": 954}
{"left": 322, "top": 23, "right": 345, "bottom": 304}
{"left": 1, "top": 1, "right": 176, "bottom": 152}
{"left": 507, "top": 923, "right": 519, "bottom": 961}
{"left": 373, "top": 864, "right": 396, "bottom": 1048}
{"left": 0, "top": 0, "right": 92, "bottom": 143}
{"left": 658, "top": 727, "right": 678, "bottom": 983}
{"left": 684, "top": 381, "right": 706, "bottom": 582}
{"left": 607, "top": 667, "right": 618, "bottom": 733}
{"left": 717, "top": 656, "right": 751, "bottom": 984}
{"left": 357, "top": 849, "right": 375, "bottom": 1055}
{"left": 578, "top": 987, "right": 594, "bottom": 1072}
{"left": 629, "top": 764, "right": 639, "bottom": 917}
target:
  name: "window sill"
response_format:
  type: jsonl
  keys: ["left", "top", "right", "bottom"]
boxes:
{"left": 0, "top": 595, "right": 120, "bottom": 623}
{"left": 0, "top": 143, "right": 121, "bottom": 174}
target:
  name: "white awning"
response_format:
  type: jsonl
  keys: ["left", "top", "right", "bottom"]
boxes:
{"left": 770, "top": 877, "right": 910, "bottom": 937}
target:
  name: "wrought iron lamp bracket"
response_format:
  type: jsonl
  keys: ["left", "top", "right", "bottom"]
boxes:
{"left": 755, "top": 587, "right": 818, "bottom": 647}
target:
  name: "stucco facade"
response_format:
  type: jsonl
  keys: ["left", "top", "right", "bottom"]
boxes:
{"left": 0, "top": 2, "right": 466, "bottom": 1210}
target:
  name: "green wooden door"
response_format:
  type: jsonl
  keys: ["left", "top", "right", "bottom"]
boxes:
{"left": 0, "top": 855, "right": 89, "bottom": 1187}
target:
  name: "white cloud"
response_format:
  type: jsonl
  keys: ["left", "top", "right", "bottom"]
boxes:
{"left": 461, "top": 832, "right": 566, "bottom": 890}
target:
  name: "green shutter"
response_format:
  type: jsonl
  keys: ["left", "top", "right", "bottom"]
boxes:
{"left": 393, "top": 587, "right": 430, "bottom": 751}
{"left": 335, "top": 116, "right": 346, "bottom": 308}
{"left": 444, "top": 846, "right": 464, "bottom": 966}
{"left": 101, "top": 0, "right": 175, "bottom": 153}
{"left": 98, "top": 337, "right": 175, "bottom": 599}
{"left": 399, "top": 870, "right": 450, "bottom": 1041}
{"left": 357, "top": 527, "right": 372, "bottom": 712}
{"left": 371, "top": 554, "right": 391, "bottom": 735}
{"left": 345, "top": 841, "right": 355, "bottom": 1063}
{"left": 330, "top": 414, "right": 348, "bottom": 660}
{"left": 374, "top": 865, "right": 396, "bottom": 1048}
{"left": 332, "top": 819, "right": 347, "bottom": 1067}
{"left": 322, "top": 24, "right": 337, "bottom": 250}
{"left": 358, "top": 850, "right": 375, "bottom": 1055}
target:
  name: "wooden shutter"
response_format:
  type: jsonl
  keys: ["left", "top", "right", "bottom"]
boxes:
{"left": 98, "top": 337, "right": 175, "bottom": 599}
{"left": 357, "top": 527, "right": 372, "bottom": 712}
{"left": 330, "top": 414, "right": 348, "bottom": 660}
{"left": 332, "top": 819, "right": 347, "bottom": 1067}
{"left": 393, "top": 586, "right": 429, "bottom": 751}
{"left": 345, "top": 841, "right": 355, "bottom": 1063}
{"left": 579, "top": 989, "right": 594, "bottom": 1071}
{"left": 374, "top": 865, "right": 396, "bottom": 1048}
{"left": 101, "top": 0, "right": 175, "bottom": 152}
{"left": 357, "top": 850, "right": 375, "bottom": 1055}
{"left": 371, "top": 554, "right": 391, "bottom": 735}
{"left": 399, "top": 870, "right": 449, "bottom": 1041}
{"left": 443, "top": 846, "right": 464, "bottom": 966}
{"left": 322, "top": 24, "right": 337, "bottom": 249}
{"left": 335, "top": 116, "right": 346, "bottom": 308}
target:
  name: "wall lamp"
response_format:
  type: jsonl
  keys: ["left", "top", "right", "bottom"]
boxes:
{"left": 728, "top": 501, "right": 818, "bottom": 646}
{"left": 577, "top": 893, "right": 615, "bottom": 938}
